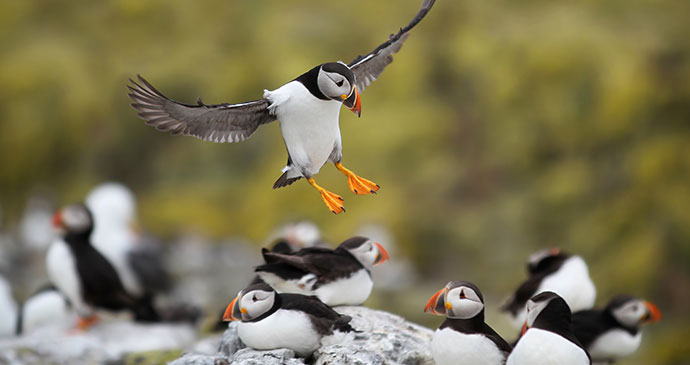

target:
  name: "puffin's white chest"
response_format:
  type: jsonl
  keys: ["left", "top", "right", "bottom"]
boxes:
{"left": 237, "top": 309, "right": 321, "bottom": 357}
{"left": 21, "top": 289, "right": 73, "bottom": 334}
{"left": 588, "top": 329, "right": 641, "bottom": 361}
{"left": 431, "top": 327, "right": 506, "bottom": 365}
{"left": 46, "top": 240, "right": 89, "bottom": 315}
{"left": 266, "top": 81, "right": 342, "bottom": 176}
{"left": 509, "top": 257, "right": 596, "bottom": 329}
{"left": 315, "top": 269, "right": 373, "bottom": 306}
{"left": 507, "top": 328, "right": 590, "bottom": 365}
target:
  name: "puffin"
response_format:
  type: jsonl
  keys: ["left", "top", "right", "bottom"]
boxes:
{"left": 127, "top": 0, "right": 436, "bottom": 214}
{"left": 0, "top": 274, "right": 17, "bottom": 337}
{"left": 424, "top": 281, "right": 512, "bottom": 365}
{"left": 223, "top": 283, "right": 355, "bottom": 357}
{"left": 254, "top": 236, "right": 389, "bottom": 306}
{"left": 85, "top": 183, "right": 170, "bottom": 299}
{"left": 501, "top": 248, "right": 596, "bottom": 329}
{"left": 507, "top": 291, "right": 591, "bottom": 365}
{"left": 46, "top": 204, "right": 159, "bottom": 329}
{"left": 572, "top": 295, "right": 661, "bottom": 363}
{"left": 15, "top": 284, "right": 73, "bottom": 335}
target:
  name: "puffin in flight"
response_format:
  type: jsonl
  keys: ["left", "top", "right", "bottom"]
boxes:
{"left": 424, "top": 281, "right": 512, "bottom": 365}
{"left": 128, "top": 0, "right": 436, "bottom": 214}
{"left": 572, "top": 295, "right": 661, "bottom": 363}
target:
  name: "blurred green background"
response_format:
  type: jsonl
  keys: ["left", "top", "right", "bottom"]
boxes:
{"left": 1, "top": 0, "right": 689, "bottom": 363}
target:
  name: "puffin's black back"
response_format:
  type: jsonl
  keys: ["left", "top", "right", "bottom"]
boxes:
{"left": 278, "top": 293, "right": 355, "bottom": 335}
{"left": 531, "top": 294, "right": 588, "bottom": 354}
{"left": 572, "top": 295, "right": 640, "bottom": 349}
{"left": 64, "top": 228, "right": 159, "bottom": 321}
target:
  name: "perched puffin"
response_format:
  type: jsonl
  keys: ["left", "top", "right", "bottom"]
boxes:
{"left": 223, "top": 283, "right": 355, "bottom": 357}
{"left": 572, "top": 295, "right": 661, "bottom": 363}
{"left": 424, "top": 281, "right": 512, "bottom": 365}
{"left": 128, "top": 0, "right": 436, "bottom": 214}
{"left": 46, "top": 204, "right": 159, "bottom": 329}
{"left": 507, "top": 291, "right": 591, "bottom": 365}
{"left": 254, "top": 236, "right": 389, "bottom": 306}
{"left": 502, "top": 248, "right": 596, "bottom": 329}
{"left": 16, "top": 284, "right": 73, "bottom": 335}
{"left": 85, "top": 183, "right": 170, "bottom": 299}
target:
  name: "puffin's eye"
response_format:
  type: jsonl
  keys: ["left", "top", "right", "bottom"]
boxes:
{"left": 336, "top": 80, "right": 344, "bottom": 87}
{"left": 252, "top": 295, "right": 258, "bottom": 302}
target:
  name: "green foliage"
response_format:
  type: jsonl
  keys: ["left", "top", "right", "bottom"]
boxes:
{"left": 1, "top": 1, "right": 688, "bottom": 362}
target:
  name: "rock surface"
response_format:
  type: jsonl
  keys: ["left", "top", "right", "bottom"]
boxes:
{"left": 173, "top": 306, "right": 435, "bottom": 365}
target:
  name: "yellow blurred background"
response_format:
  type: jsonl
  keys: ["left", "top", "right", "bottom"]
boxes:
{"left": 1, "top": 0, "right": 689, "bottom": 363}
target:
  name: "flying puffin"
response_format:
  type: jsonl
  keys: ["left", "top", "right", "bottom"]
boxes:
{"left": 424, "top": 281, "right": 512, "bottom": 365}
{"left": 46, "top": 204, "right": 159, "bottom": 330}
{"left": 507, "top": 291, "right": 591, "bottom": 365}
{"left": 254, "top": 236, "right": 389, "bottom": 306}
{"left": 572, "top": 295, "right": 661, "bottom": 363}
{"left": 223, "top": 283, "right": 355, "bottom": 357}
{"left": 127, "top": 0, "right": 436, "bottom": 214}
{"left": 501, "top": 248, "right": 596, "bottom": 329}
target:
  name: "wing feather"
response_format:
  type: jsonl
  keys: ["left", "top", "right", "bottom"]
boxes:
{"left": 128, "top": 75, "right": 277, "bottom": 143}
{"left": 348, "top": 0, "right": 435, "bottom": 92}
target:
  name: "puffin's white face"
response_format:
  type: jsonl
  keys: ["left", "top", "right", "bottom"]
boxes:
{"left": 317, "top": 67, "right": 353, "bottom": 101}
{"left": 525, "top": 296, "right": 551, "bottom": 328}
{"left": 54, "top": 204, "right": 92, "bottom": 234}
{"left": 345, "top": 239, "right": 389, "bottom": 269}
{"left": 612, "top": 299, "right": 661, "bottom": 328}
{"left": 445, "top": 286, "right": 484, "bottom": 319}
{"left": 238, "top": 288, "right": 275, "bottom": 321}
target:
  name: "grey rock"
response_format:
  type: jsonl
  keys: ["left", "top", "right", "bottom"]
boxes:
{"left": 179, "top": 306, "right": 434, "bottom": 365}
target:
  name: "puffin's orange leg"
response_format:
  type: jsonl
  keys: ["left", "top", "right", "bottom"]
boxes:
{"left": 76, "top": 314, "right": 99, "bottom": 331}
{"left": 335, "top": 162, "right": 380, "bottom": 195}
{"left": 307, "top": 177, "right": 345, "bottom": 214}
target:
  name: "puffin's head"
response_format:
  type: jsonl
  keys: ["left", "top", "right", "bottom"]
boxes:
{"left": 522, "top": 291, "right": 569, "bottom": 335}
{"left": 424, "top": 281, "right": 485, "bottom": 319}
{"left": 526, "top": 248, "right": 570, "bottom": 274}
{"left": 317, "top": 62, "right": 361, "bottom": 117}
{"left": 338, "top": 236, "right": 389, "bottom": 269}
{"left": 223, "top": 283, "right": 276, "bottom": 322}
{"left": 52, "top": 204, "right": 93, "bottom": 237}
{"left": 607, "top": 295, "right": 661, "bottom": 328}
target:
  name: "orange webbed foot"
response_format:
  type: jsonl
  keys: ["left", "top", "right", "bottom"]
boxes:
{"left": 335, "top": 162, "right": 380, "bottom": 195}
{"left": 75, "top": 314, "right": 99, "bottom": 332}
{"left": 307, "top": 177, "right": 346, "bottom": 214}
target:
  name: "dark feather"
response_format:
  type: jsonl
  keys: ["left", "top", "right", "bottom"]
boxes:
{"left": 128, "top": 75, "right": 277, "bottom": 143}
{"left": 348, "top": 0, "right": 436, "bottom": 92}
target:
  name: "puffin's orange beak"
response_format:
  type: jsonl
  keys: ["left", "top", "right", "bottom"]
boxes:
{"left": 374, "top": 242, "right": 390, "bottom": 265}
{"left": 343, "top": 86, "right": 361, "bottom": 117}
{"left": 424, "top": 287, "right": 447, "bottom": 315}
{"left": 52, "top": 211, "right": 64, "bottom": 229}
{"left": 223, "top": 296, "right": 243, "bottom": 322}
{"left": 643, "top": 301, "right": 662, "bottom": 323}
{"left": 521, "top": 321, "right": 529, "bottom": 336}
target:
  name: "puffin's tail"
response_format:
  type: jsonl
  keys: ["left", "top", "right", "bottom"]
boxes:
{"left": 273, "top": 171, "right": 302, "bottom": 189}
{"left": 131, "top": 294, "right": 161, "bottom": 322}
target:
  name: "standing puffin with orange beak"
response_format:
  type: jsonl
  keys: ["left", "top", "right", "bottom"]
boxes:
{"left": 127, "top": 0, "right": 436, "bottom": 214}
{"left": 425, "top": 281, "right": 512, "bottom": 365}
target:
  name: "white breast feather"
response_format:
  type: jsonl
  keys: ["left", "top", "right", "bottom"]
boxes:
{"left": 21, "top": 290, "right": 72, "bottom": 334}
{"left": 314, "top": 269, "right": 373, "bottom": 306}
{"left": 432, "top": 328, "right": 506, "bottom": 365}
{"left": 588, "top": 329, "right": 642, "bottom": 361}
{"left": 238, "top": 310, "right": 321, "bottom": 357}
{"left": 46, "top": 240, "right": 90, "bottom": 316}
{"left": 507, "top": 328, "right": 590, "bottom": 365}
{"left": 509, "top": 256, "right": 596, "bottom": 329}
{"left": 0, "top": 276, "right": 17, "bottom": 336}
{"left": 265, "top": 81, "right": 342, "bottom": 177}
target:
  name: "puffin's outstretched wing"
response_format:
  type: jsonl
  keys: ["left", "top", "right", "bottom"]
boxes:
{"left": 128, "top": 75, "right": 277, "bottom": 143}
{"left": 348, "top": 0, "right": 435, "bottom": 92}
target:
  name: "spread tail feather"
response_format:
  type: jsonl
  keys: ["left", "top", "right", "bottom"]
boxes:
{"left": 273, "top": 171, "right": 302, "bottom": 189}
